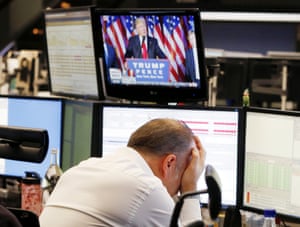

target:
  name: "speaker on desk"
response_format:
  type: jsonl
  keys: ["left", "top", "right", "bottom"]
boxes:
{"left": 0, "top": 125, "right": 49, "bottom": 163}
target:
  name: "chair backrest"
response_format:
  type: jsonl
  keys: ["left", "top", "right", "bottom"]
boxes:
{"left": 0, "top": 205, "right": 22, "bottom": 227}
{"left": 223, "top": 206, "right": 241, "bottom": 227}
{"left": 7, "top": 207, "right": 40, "bottom": 227}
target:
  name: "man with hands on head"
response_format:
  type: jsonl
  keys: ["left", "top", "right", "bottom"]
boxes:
{"left": 40, "top": 118, "right": 206, "bottom": 227}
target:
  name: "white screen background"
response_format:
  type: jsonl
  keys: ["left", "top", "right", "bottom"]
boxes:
{"left": 102, "top": 106, "right": 240, "bottom": 206}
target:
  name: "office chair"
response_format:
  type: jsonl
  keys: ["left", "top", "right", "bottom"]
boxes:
{"left": 223, "top": 206, "right": 242, "bottom": 227}
{"left": 169, "top": 165, "right": 222, "bottom": 227}
{"left": 0, "top": 204, "right": 22, "bottom": 227}
{"left": 7, "top": 207, "right": 40, "bottom": 227}
{"left": 0, "top": 125, "right": 49, "bottom": 227}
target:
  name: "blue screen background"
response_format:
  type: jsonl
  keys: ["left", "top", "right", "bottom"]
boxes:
{"left": 3, "top": 97, "right": 62, "bottom": 178}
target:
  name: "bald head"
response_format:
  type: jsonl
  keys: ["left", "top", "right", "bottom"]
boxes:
{"left": 127, "top": 118, "right": 194, "bottom": 156}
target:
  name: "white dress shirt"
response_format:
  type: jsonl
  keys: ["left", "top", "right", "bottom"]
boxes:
{"left": 39, "top": 147, "right": 202, "bottom": 227}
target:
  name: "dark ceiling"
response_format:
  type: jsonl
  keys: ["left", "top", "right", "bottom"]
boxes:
{"left": 2, "top": 0, "right": 300, "bottom": 52}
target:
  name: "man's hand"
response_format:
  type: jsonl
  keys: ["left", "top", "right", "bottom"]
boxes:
{"left": 180, "top": 136, "right": 206, "bottom": 193}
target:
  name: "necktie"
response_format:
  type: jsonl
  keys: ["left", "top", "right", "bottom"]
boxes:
{"left": 141, "top": 36, "right": 148, "bottom": 59}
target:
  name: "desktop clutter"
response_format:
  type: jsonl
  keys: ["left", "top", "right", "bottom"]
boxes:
{"left": 0, "top": 50, "right": 49, "bottom": 97}
{"left": 0, "top": 119, "right": 289, "bottom": 227}
{"left": 0, "top": 126, "right": 62, "bottom": 227}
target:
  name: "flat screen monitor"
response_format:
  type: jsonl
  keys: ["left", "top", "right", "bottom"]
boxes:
{"left": 61, "top": 99, "right": 98, "bottom": 171}
{"left": 242, "top": 107, "right": 300, "bottom": 221}
{"left": 100, "top": 103, "right": 242, "bottom": 207}
{"left": 0, "top": 96, "right": 63, "bottom": 178}
{"left": 44, "top": 6, "right": 103, "bottom": 100}
{"left": 93, "top": 8, "right": 208, "bottom": 102}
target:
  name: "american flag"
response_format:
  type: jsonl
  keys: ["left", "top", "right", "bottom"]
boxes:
{"left": 101, "top": 15, "right": 127, "bottom": 69}
{"left": 183, "top": 15, "right": 195, "bottom": 48}
{"left": 162, "top": 15, "right": 186, "bottom": 82}
{"left": 146, "top": 16, "right": 165, "bottom": 54}
{"left": 101, "top": 14, "right": 194, "bottom": 81}
{"left": 122, "top": 15, "right": 138, "bottom": 39}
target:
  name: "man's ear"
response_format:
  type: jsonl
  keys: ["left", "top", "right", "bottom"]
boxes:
{"left": 162, "top": 154, "right": 177, "bottom": 177}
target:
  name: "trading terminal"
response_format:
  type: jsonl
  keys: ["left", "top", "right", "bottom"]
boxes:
{"left": 1, "top": 1, "right": 300, "bottom": 226}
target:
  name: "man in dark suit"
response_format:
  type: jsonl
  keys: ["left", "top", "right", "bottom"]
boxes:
{"left": 125, "top": 17, "right": 166, "bottom": 59}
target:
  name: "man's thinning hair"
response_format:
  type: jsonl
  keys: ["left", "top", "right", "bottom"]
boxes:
{"left": 127, "top": 118, "right": 194, "bottom": 156}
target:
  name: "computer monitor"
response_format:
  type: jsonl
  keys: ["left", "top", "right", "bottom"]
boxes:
{"left": 100, "top": 103, "right": 243, "bottom": 207}
{"left": 0, "top": 96, "right": 63, "bottom": 178}
{"left": 93, "top": 8, "right": 208, "bottom": 102}
{"left": 61, "top": 99, "right": 100, "bottom": 171}
{"left": 0, "top": 96, "right": 9, "bottom": 126}
{"left": 44, "top": 6, "right": 103, "bottom": 100}
{"left": 242, "top": 107, "right": 300, "bottom": 221}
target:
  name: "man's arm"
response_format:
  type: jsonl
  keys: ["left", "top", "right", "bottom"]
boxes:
{"left": 149, "top": 37, "right": 166, "bottom": 59}
{"left": 125, "top": 37, "right": 135, "bottom": 58}
{"left": 179, "top": 136, "right": 206, "bottom": 225}
{"left": 181, "top": 136, "right": 206, "bottom": 193}
{"left": 132, "top": 186, "right": 175, "bottom": 227}
{"left": 125, "top": 36, "right": 142, "bottom": 59}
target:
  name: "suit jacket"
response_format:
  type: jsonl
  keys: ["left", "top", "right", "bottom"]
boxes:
{"left": 125, "top": 35, "right": 166, "bottom": 59}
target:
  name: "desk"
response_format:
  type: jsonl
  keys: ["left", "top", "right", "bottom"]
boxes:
{"left": 210, "top": 210, "right": 300, "bottom": 227}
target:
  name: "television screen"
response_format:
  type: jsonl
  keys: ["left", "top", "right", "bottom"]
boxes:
{"left": 93, "top": 8, "right": 208, "bottom": 102}
{"left": 0, "top": 96, "right": 63, "bottom": 178}
{"left": 44, "top": 6, "right": 103, "bottom": 100}
{"left": 242, "top": 107, "right": 300, "bottom": 221}
{"left": 100, "top": 103, "right": 242, "bottom": 207}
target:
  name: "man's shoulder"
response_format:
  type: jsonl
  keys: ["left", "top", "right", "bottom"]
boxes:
{"left": 128, "top": 35, "right": 139, "bottom": 42}
{"left": 148, "top": 36, "right": 158, "bottom": 42}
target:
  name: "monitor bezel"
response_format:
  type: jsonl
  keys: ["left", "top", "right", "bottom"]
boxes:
{"left": 44, "top": 6, "right": 104, "bottom": 101}
{"left": 99, "top": 102, "right": 243, "bottom": 208}
{"left": 93, "top": 8, "right": 208, "bottom": 103}
{"left": 241, "top": 107, "right": 300, "bottom": 223}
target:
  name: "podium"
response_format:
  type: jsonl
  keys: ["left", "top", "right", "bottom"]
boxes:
{"left": 126, "top": 58, "right": 170, "bottom": 83}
